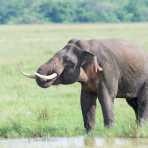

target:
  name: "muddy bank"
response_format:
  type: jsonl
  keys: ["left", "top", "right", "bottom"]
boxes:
{"left": 0, "top": 137, "right": 148, "bottom": 148}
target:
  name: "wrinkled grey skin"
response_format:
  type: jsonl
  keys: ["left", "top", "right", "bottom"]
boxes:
{"left": 35, "top": 39, "right": 148, "bottom": 132}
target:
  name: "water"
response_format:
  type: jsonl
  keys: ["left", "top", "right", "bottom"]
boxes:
{"left": 0, "top": 137, "right": 147, "bottom": 148}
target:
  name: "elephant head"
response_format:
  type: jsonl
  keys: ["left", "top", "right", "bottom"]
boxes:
{"left": 22, "top": 39, "right": 103, "bottom": 88}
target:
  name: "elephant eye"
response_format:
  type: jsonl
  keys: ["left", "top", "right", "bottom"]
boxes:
{"left": 66, "top": 61, "right": 75, "bottom": 67}
{"left": 63, "top": 54, "right": 77, "bottom": 68}
{"left": 64, "top": 58, "right": 75, "bottom": 67}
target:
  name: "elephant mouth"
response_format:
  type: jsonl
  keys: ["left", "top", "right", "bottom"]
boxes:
{"left": 35, "top": 72, "right": 59, "bottom": 88}
{"left": 20, "top": 70, "right": 60, "bottom": 88}
{"left": 36, "top": 76, "right": 58, "bottom": 88}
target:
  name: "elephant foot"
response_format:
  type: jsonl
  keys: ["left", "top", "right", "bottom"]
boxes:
{"left": 85, "top": 128, "right": 94, "bottom": 135}
{"left": 85, "top": 124, "right": 95, "bottom": 134}
{"left": 137, "top": 118, "right": 147, "bottom": 127}
{"left": 104, "top": 121, "right": 114, "bottom": 128}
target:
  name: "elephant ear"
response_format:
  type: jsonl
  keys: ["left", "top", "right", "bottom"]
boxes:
{"left": 80, "top": 51, "right": 103, "bottom": 72}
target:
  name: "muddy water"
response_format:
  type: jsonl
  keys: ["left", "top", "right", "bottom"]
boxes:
{"left": 0, "top": 137, "right": 147, "bottom": 148}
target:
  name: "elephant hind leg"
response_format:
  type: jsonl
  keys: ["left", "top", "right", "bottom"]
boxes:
{"left": 137, "top": 82, "right": 148, "bottom": 126}
{"left": 126, "top": 97, "right": 138, "bottom": 122}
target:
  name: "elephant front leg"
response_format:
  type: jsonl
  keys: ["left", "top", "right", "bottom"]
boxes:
{"left": 81, "top": 88, "right": 97, "bottom": 132}
{"left": 98, "top": 82, "right": 114, "bottom": 128}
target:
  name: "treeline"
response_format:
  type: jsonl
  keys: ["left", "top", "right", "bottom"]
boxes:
{"left": 0, "top": 0, "right": 148, "bottom": 24}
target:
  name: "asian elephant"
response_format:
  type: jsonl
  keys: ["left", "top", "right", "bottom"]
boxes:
{"left": 22, "top": 39, "right": 148, "bottom": 132}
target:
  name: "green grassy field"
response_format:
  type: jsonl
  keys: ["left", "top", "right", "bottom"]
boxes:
{"left": 0, "top": 23, "right": 148, "bottom": 138}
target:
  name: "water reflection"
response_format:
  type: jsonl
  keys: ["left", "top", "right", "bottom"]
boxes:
{"left": 84, "top": 137, "right": 148, "bottom": 148}
{"left": 0, "top": 136, "right": 147, "bottom": 148}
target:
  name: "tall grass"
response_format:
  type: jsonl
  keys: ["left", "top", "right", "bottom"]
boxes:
{"left": 0, "top": 23, "right": 148, "bottom": 138}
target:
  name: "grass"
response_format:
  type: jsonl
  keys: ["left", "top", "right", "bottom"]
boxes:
{"left": 0, "top": 23, "right": 148, "bottom": 138}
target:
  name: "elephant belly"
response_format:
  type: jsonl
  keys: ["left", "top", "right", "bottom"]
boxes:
{"left": 117, "top": 77, "right": 144, "bottom": 98}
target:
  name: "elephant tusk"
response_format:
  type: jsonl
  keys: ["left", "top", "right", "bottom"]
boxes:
{"left": 19, "top": 64, "right": 58, "bottom": 80}
{"left": 21, "top": 71, "right": 36, "bottom": 79}
{"left": 35, "top": 72, "right": 58, "bottom": 80}
{"left": 18, "top": 63, "right": 36, "bottom": 79}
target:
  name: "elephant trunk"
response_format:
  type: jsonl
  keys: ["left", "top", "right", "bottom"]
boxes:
{"left": 21, "top": 55, "right": 64, "bottom": 88}
{"left": 35, "top": 56, "right": 64, "bottom": 88}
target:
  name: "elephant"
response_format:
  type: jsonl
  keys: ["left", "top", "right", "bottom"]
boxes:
{"left": 22, "top": 39, "right": 148, "bottom": 132}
